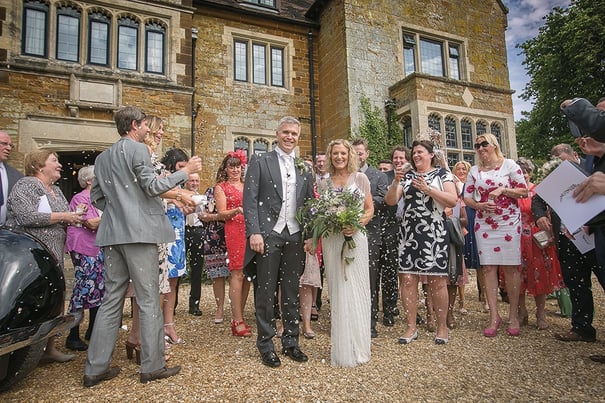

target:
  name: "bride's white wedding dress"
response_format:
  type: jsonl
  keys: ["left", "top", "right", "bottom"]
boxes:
{"left": 320, "top": 172, "right": 371, "bottom": 367}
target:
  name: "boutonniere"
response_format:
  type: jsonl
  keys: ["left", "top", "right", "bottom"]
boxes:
{"left": 294, "top": 157, "right": 310, "bottom": 175}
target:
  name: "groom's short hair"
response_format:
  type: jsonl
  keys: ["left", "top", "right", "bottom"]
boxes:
{"left": 277, "top": 116, "right": 301, "bottom": 131}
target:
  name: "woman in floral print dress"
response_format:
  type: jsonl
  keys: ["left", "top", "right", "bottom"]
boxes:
{"left": 464, "top": 133, "right": 527, "bottom": 338}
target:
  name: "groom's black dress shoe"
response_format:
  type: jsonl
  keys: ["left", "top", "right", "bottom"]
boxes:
{"left": 281, "top": 346, "right": 308, "bottom": 362}
{"left": 261, "top": 351, "right": 281, "bottom": 367}
{"left": 383, "top": 313, "right": 395, "bottom": 327}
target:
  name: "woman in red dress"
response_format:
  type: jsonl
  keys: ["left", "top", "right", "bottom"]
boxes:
{"left": 215, "top": 150, "right": 251, "bottom": 337}
{"left": 516, "top": 158, "right": 564, "bottom": 329}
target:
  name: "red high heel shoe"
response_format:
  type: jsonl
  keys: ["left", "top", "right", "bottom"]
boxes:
{"left": 231, "top": 320, "right": 252, "bottom": 337}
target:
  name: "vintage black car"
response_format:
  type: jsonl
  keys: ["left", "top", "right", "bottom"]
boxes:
{"left": 0, "top": 228, "right": 74, "bottom": 391}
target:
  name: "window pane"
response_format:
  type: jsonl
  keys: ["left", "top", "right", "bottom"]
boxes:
{"left": 403, "top": 34, "right": 416, "bottom": 77}
{"left": 253, "top": 139, "right": 268, "bottom": 155}
{"left": 447, "top": 152, "right": 459, "bottom": 167}
{"left": 420, "top": 38, "right": 444, "bottom": 77}
{"left": 476, "top": 121, "right": 487, "bottom": 135}
{"left": 428, "top": 114, "right": 441, "bottom": 132}
{"left": 57, "top": 14, "right": 79, "bottom": 62}
{"left": 244, "top": 0, "right": 276, "bottom": 6}
{"left": 118, "top": 22, "right": 138, "bottom": 70}
{"left": 403, "top": 116, "right": 413, "bottom": 146}
{"left": 146, "top": 27, "right": 164, "bottom": 74}
{"left": 24, "top": 8, "right": 47, "bottom": 56}
{"left": 234, "top": 138, "right": 248, "bottom": 154}
{"left": 491, "top": 123, "right": 502, "bottom": 145}
{"left": 234, "top": 41, "right": 247, "bottom": 81}
{"left": 461, "top": 120, "right": 472, "bottom": 150}
{"left": 271, "top": 47, "right": 284, "bottom": 87}
{"left": 449, "top": 44, "right": 460, "bottom": 80}
{"left": 252, "top": 44, "right": 266, "bottom": 85}
{"left": 463, "top": 153, "right": 475, "bottom": 164}
{"left": 89, "top": 19, "right": 109, "bottom": 65}
{"left": 445, "top": 117, "right": 457, "bottom": 148}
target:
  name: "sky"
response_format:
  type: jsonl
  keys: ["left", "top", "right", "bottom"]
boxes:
{"left": 503, "top": 0, "right": 571, "bottom": 121}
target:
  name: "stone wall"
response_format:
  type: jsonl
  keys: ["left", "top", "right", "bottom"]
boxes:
{"left": 315, "top": 0, "right": 514, "bottom": 149}
{"left": 193, "top": 8, "right": 318, "bottom": 188}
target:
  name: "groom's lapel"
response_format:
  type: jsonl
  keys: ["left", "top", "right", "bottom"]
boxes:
{"left": 266, "top": 151, "right": 283, "bottom": 201}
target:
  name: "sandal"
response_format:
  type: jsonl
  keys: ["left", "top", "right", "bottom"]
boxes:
{"left": 310, "top": 305, "right": 319, "bottom": 321}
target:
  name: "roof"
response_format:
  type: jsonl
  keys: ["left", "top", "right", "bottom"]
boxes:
{"left": 195, "top": 0, "right": 318, "bottom": 26}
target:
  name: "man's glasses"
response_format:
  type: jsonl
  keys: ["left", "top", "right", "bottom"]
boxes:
{"left": 0, "top": 141, "right": 12, "bottom": 148}
{"left": 474, "top": 141, "right": 490, "bottom": 150}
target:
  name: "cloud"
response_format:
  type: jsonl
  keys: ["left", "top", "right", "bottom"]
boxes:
{"left": 503, "top": 0, "right": 571, "bottom": 120}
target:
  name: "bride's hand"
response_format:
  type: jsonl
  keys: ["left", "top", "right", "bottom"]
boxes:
{"left": 342, "top": 226, "right": 355, "bottom": 237}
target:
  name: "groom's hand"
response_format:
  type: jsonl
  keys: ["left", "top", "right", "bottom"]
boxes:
{"left": 250, "top": 233, "right": 264, "bottom": 255}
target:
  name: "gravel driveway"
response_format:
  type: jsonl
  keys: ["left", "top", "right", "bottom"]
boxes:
{"left": 3, "top": 271, "right": 605, "bottom": 401}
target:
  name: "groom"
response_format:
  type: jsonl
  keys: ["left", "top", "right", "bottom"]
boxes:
{"left": 243, "top": 116, "right": 315, "bottom": 368}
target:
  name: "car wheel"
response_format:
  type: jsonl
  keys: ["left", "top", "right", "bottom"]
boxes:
{"left": 0, "top": 340, "right": 46, "bottom": 392}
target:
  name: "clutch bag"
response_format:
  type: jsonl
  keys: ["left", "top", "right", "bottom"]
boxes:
{"left": 532, "top": 230, "right": 551, "bottom": 249}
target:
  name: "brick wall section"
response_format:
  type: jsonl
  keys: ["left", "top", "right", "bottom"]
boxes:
{"left": 193, "top": 8, "right": 319, "bottom": 189}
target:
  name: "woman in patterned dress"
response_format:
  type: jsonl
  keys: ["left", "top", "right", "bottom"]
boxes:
{"left": 385, "top": 140, "right": 458, "bottom": 345}
{"left": 161, "top": 148, "right": 195, "bottom": 345}
{"left": 199, "top": 184, "right": 230, "bottom": 324}
{"left": 463, "top": 133, "right": 528, "bottom": 337}
{"left": 64, "top": 165, "right": 105, "bottom": 351}
{"left": 6, "top": 150, "right": 84, "bottom": 362}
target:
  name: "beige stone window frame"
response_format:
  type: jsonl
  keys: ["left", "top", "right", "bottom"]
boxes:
{"left": 20, "top": 0, "right": 171, "bottom": 78}
{"left": 224, "top": 27, "right": 293, "bottom": 91}
{"left": 423, "top": 112, "right": 508, "bottom": 164}
{"left": 401, "top": 25, "right": 467, "bottom": 81}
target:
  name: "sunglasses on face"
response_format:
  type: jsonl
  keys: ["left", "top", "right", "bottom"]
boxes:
{"left": 474, "top": 141, "right": 490, "bottom": 150}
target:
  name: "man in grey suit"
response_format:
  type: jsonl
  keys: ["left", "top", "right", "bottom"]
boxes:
{"left": 0, "top": 131, "right": 23, "bottom": 226}
{"left": 352, "top": 138, "right": 388, "bottom": 338}
{"left": 243, "top": 116, "right": 315, "bottom": 368}
{"left": 83, "top": 106, "right": 201, "bottom": 386}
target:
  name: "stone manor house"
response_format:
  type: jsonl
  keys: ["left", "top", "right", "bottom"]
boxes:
{"left": 0, "top": 0, "right": 515, "bottom": 194}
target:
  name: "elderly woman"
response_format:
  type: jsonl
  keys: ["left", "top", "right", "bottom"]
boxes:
{"left": 385, "top": 140, "right": 458, "bottom": 345}
{"left": 64, "top": 165, "right": 105, "bottom": 351}
{"left": 463, "top": 133, "right": 527, "bottom": 337}
{"left": 6, "top": 150, "right": 84, "bottom": 362}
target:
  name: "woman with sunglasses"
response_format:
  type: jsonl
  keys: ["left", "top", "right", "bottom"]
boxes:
{"left": 463, "top": 134, "right": 527, "bottom": 337}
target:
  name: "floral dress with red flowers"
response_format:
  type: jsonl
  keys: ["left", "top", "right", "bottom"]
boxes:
{"left": 464, "top": 159, "right": 527, "bottom": 266}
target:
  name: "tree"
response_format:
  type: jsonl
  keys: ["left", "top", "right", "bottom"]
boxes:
{"left": 516, "top": 0, "right": 605, "bottom": 160}
{"left": 354, "top": 95, "right": 401, "bottom": 166}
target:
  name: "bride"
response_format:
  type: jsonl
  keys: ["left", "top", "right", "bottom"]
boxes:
{"left": 319, "top": 139, "right": 374, "bottom": 367}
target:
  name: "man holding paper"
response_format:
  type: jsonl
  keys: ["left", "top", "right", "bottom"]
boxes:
{"left": 561, "top": 97, "right": 605, "bottom": 363}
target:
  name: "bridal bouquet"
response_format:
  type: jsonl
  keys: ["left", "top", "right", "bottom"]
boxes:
{"left": 297, "top": 186, "right": 366, "bottom": 267}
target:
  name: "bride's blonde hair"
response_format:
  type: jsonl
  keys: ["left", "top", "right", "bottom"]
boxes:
{"left": 325, "top": 139, "right": 359, "bottom": 175}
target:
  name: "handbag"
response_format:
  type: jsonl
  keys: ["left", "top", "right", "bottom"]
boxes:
{"left": 532, "top": 230, "right": 551, "bottom": 249}
{"left": 446, "top": 216, "right": 464, "bottom": 246}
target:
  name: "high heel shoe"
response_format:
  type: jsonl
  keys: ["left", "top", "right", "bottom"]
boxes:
{"left": 126, "top": 341, "right": 141, "bottom": 365}
{"left": 164, "top": 323, "right": 185, "bottom": 345}
{"left": 398, "top": 330, "right": 418, "bottom": 344}
{"left": 507, "top": 327, "right": 520, "bottom": 337}
{"left": 483, "top": 316, "right": 502, "bottom": 337}
{"left": 231, "top": 320, "right": 252, "bottom": 337}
